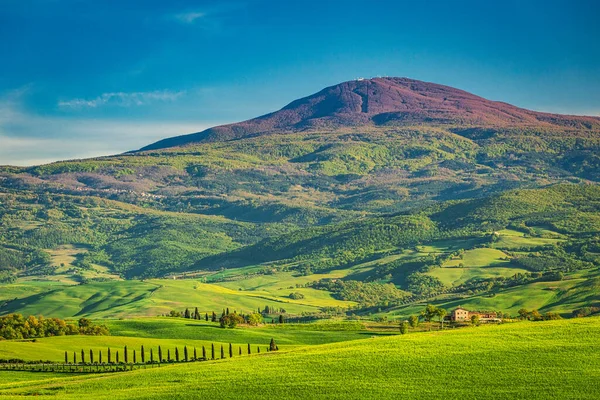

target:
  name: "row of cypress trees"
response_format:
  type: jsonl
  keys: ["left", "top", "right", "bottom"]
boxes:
{"left": 63, "top": 339, "right": 279, "bottom": 364}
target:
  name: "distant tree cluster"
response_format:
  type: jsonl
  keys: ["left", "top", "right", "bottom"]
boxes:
{"left": 0, "top": 314, "right": 109, "bottom": 340}
{"left": 517, "top": 308, "right": 563, "bottom": 321}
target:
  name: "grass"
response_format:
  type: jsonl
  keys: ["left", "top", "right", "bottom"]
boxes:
{"left": 0, "top": 317, "right": 598, "bottom": 399}
{"left": 103, "top": 318, "right": 373, "bottom": 346}
{"left": 0, "top": 279, "right": 329, "bottom": 319}
{"left": 425, "top": 248, "right": 527, "bottom": 287}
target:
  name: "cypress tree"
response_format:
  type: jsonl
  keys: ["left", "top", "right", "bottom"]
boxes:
{"left": 176, "top": 347, "right": 180, "bottom": 362}
{"left": 184, "top": 346, "right": 188, "bottom": 362}
{"left": 211, "top": 343, "right": 215, "bottom": 360}
{"left": 194, "top": 307, "right": 200, "bottom": 320}
{"left": 202, "top": 346, "right": 206, "bottom": 360}
{"left": 133, "top": 350, "right": 137, "bottom": 364}
{"left": 205, "top": 313, "right": 208, "bottom": 321}
{"left": 90, "top": 349, "right": 94, "bottom": 364}
{"left": 81, "top": 349, "right": 85, "bottom": 364}
{"left": 220, "top": 345, "right": 224, "bottom": 359}
{"left": 269, "top": 339, "right": 277, "bottom": 351}
{"left": 150, "top": 348, "right": 154, "bottom": 363}
{"left": 257, "top": 347, "right": 260, "bottom": 354}
{"left": 248, "top": 343, "right": 251, "bottom": 355}
{"left": 116, "top": 351, "right": 119, "bottom": 364}
{"left": 221, "top": 309, "right": 225, "bottom": 318}
{"left": 73, "top": 352, "right": 76, "bottom": 364}
{"left": 226, "top": 307, "right": 230, "bottom": 315}
{"left": 141, "top": 345, "right": 145, "bottom": 363}
{"left": 158, "top": 346, "right": 162, "bottom": 362}
{"left": 279, "top": 315, "right": 284, "bottom": 324}
{"left": 193, "top": 347, "right": 197, "bottom": 360}
{"left": 108, "top": 348, "right": 111, "bottom": 364}
{"left": 64, "top": 351, "right": 68, "bottom": 364}
{"left": 99, "top": 350, "right": 102, "bottom": 364}
{"left": 184, "top": 308, "right": 190, "bottom": 319}
{"left": 212, "top": 312, "right": 216, "bottom": 322}
{"left": 229, "top": 343, "right": 233, "bottom": 358}
{"left": 124, "top": 346, "right": 128, "bottom": 363}
{"left": 239, "top": 346, "right": 242, "bottom": 356}
{"left": 167, "top": 349, "right": 171, "bottom": 361}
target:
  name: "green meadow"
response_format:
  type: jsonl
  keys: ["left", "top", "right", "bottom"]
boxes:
{"left": 0, "top": 317, "right": 599, "bottom": 399}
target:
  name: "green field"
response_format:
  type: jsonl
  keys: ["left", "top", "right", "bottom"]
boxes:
{"left": 0, "top": 318, "right": 598, "bottom": 399}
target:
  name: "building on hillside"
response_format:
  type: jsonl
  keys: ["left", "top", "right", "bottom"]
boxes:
{"left": 450, "top": 306, "right": 470, "bottom": 322}
{"left": 450, "top": 307, "right": 502, "bottom": 323}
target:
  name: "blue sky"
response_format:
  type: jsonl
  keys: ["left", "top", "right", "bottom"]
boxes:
{"left": 1, "top": 0, "right": 599, "bottom": 165}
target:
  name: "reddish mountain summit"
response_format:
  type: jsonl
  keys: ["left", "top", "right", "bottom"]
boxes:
{"left": 140, "top": 77, "right": 600, "bottom": 151}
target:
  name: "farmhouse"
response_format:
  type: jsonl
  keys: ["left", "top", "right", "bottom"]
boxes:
{"left": 450, "top": 306, "right": 502, "bottom": 323}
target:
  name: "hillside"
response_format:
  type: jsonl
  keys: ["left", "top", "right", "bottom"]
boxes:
{"left": 0, "top": 318, "right": 599, "bottom": 399}
{"left": 1, "top": 78, "right": 599, "bottom": 319}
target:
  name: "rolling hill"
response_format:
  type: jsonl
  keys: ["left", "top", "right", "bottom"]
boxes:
{"left": 0, "top": 77, "right": 599, "bottom": 319}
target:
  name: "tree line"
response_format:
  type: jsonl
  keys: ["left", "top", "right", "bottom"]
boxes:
{"left": 0, "top": 314, "right": 108, "bottom": 340}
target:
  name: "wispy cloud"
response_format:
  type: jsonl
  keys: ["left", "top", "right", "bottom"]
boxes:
{"left": 174, "top": 11, "right": 206, "bottom": 24}
{"left": 58, "top": 90, "right": 185, "bottom": 109}
{"left": 0, "top": 88, "right": 221, "bottom": 166}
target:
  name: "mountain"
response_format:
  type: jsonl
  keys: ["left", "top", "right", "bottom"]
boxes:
{"left": 140, "top": 77, "right": 600, "bottom": 151}
{"left": 1, "top": 77, "right": 600, "bottom": 319}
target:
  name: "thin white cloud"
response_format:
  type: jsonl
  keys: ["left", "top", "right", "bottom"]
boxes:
{"left": 174, "top": 11, "right": 206, "bottom": 24}
{"left": 58, "top": 90, "right": 185, "bottom": 109}
{"left": 0, "top": 89, "right": 221, "bottom": 166}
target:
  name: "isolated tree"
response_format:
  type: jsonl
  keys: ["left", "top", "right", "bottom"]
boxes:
{"left": 471, "top": 314, "right": 480, "bottom": 326}
{"left": 211, "top": 343, "right": 215, "bottom": 360}
{"left": 184, "top": 308, "right": 191, "bottom": 319}
{"left": 158, "top": 346, "right": 163, "bottom": 362}
{"left": 530, "top": 309, "right": 543, "bottom": 321}
{"left": 421, "top": 304, "right": 438, "bottom": 330}
{"left": 437, "top": 308, "right": 448, "bottom": 329}
{"left": 269, "top": 338, "right": 278, "bottom": 351}
{"left": 408, "top": 315, "right": 419, "bottom": 328}
{"left": 248, "top": 313, "right": 263, "bottom": 326}
{"left": 229, "top": 343, "right": 233, "bottom": 358}
{"left": 400, "top": 321, "right": 409, "bottom": 334}
{"left": 257, "top": 346, "right": 260, "bottom": 354}
{"left": 517, "top": 308, "right": 529, "bottom": 320}
{"left": 239, "top": 346, "right": 242, "bottom": 356}
{"left": 65, "top": 351, "right": 68, "bottom": 364}
{"left": 124, "top": 346, "right": 128, "bottom": 363}
{"left": 248, "top": 343, "right": 251, "bottom": 355}
{"left": 141, "top": 345, "right": 145, "bottom": 363}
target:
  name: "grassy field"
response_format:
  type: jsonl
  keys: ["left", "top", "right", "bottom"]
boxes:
{"left": 0, "top": 318, "right": 598, "bottom": 399}
{"left": 426, "top": 248, "right": 528, "bottom": 287}
{"left": 0, "top": 319, "right": 378, "bottom": 362}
